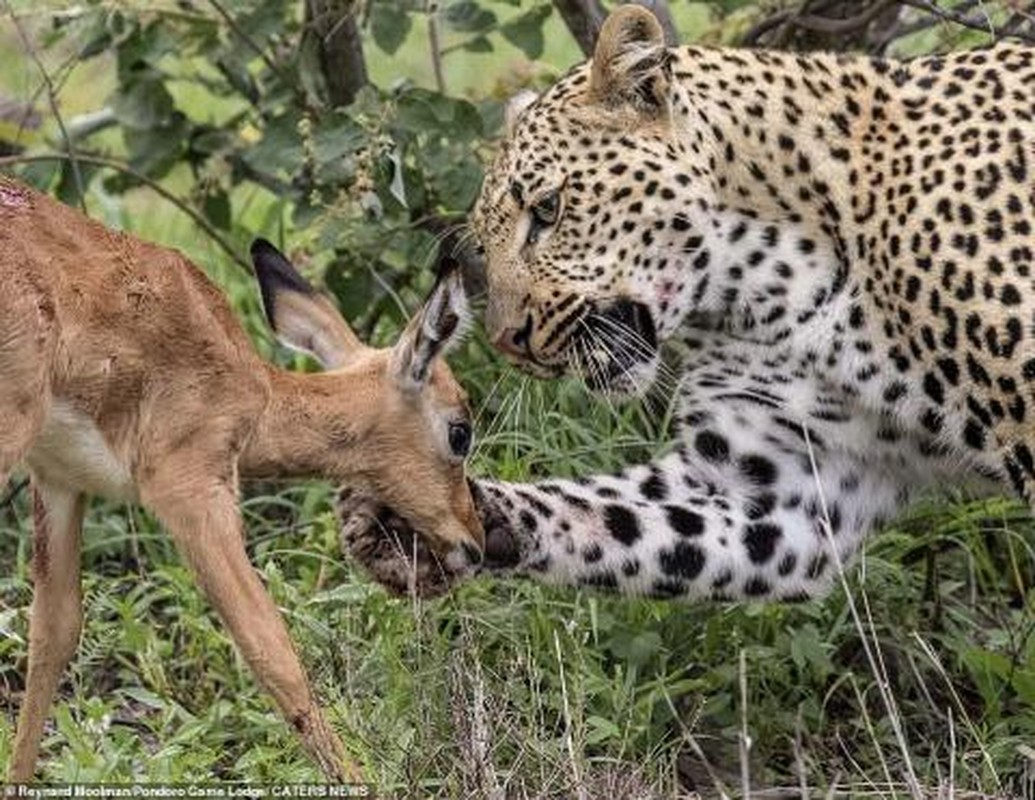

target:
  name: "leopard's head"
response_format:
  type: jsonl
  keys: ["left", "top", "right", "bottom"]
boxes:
{"left": 472, "top": 6, "right": 690, "bottom": 396}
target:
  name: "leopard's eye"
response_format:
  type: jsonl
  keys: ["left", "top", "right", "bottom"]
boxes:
{"left": 530, "top": 191, "right": 560, "bottom": 227}
{"left": 527, "top": 190, "right": 561, "bottom": 246}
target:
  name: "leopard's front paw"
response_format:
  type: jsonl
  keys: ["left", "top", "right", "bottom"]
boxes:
{"left": 470, "top": 481, "right": 524, "bottom": 571}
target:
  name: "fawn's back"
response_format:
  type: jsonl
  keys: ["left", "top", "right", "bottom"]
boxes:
{"left": 0, "top": 177, "right": 269, "bottom": 501}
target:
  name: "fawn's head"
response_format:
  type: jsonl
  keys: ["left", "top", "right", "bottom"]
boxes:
{"left": 250, "top": 239, "right": 482, "bottom": 560}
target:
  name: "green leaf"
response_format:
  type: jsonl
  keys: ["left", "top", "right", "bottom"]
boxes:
{"left": 395, "top": 88, "right": 454, "bottom": 130}
{"left": 121, "top": 112, "right": 189, "bottom": 179}
{"left": 244, "top": 113, "right": 304, "bottom": 177}
{"left": 437, "top": 158, "right": 482, "bottom": 210}
{"left": 500, "top": 4, "right": 552, "bottom": 60}
{"left": 76, "top": 10, "right": 113, "bottom": 59}
{"left": 443, "top": 0, "right": 496, "bottom": 33}
{"left": 788, "top": 624, "right": 832, "bottom": 677}
{"left": 115, "top": 20, "right": 177, "bottom": 76}
{"left": 462, "top": 35, "right": 493, "bottom": 53}
{"left": 311, "top": 111, "right": 366, "bottom": 182}
{"left": 326, "top": 259, "right": 380, "bottom": 322}
{"left": 585, "top": 715, "right": 621, "bottom": 745}
{"left": 203, "top": 189, "right": 232, "bottom": 231}
{"left": 370, "top": 0, "right": 413, "bottom": 55}
{"left": 395, "top": 89, "right": 484, "bottom": 141}
{"left": 111, "top": 75, "right": 175, "bottom": 130}
{"left": 55, "top": 161, "right": 98, "bottom": 208}
{"left": 236, "top": 0, "right": 291, "bottom": 42}
{"left": 191, "top": 127, "right": 236, "bottom": 156}
{"left": 607, "top": 630, "right": 663, "bottom": 667}
{"left": 215, "top": 54, "right": 260, "bottom": 105}
{"left": 387, "top": 147, "right": 406, "bottom": 208}
{"left": 119, "top": 686, "right": 167, "bottom": 711}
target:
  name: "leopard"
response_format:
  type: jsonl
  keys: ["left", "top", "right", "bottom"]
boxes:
{"left": 341, "top": 4, "right": 1035, "bottom": 604}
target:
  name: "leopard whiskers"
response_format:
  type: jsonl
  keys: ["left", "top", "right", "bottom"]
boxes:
{"left": 587, "top": 312, "right": 680, "bottom": 388}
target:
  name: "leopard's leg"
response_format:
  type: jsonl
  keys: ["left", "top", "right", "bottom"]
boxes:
{"left": 476, "top": 445, "right": 906, "bottom": 601}
{"left": 342, "top": 334, "right": 962, "bottom": 600}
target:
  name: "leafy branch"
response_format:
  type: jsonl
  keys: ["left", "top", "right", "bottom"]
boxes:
{"left": 898, "top": 0, "right": 1035, "bottom": 43}
{"left": 742, "top": 0, "right": 1035, "bottom": 49}
{"left": 4, "top": 0, "right": 87, "bottom": 210}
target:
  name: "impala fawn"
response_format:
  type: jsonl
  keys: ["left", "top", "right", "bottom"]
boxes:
{"left": 0, "top": 176, "right": 482, "bottom": 781}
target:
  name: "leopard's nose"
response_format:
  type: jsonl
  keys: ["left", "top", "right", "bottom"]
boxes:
{"left": 494, "top": 329, "right": 528, "bottom": 358}
{"left": 493, "top": 314, "right": 533, "bottom": 359}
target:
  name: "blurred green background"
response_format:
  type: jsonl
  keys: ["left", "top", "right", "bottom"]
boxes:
{"left": 0, "top": 1, "right": 1033, "bottom": 796}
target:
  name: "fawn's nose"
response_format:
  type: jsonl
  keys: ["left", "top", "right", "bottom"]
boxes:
{"left": 493, "top": 314, "right": 533, "bottom": 359}
{"left": 461, "top": 540, "right": 484, "bottom": 566}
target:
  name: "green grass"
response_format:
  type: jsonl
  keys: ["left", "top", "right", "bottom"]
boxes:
{"left": 1, "top": 1, "right": 1035, "bottom": 796}
{"left": 1, "top": 306, "right": 1034, "bottom": 793}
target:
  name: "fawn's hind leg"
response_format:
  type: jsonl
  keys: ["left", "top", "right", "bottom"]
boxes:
{"left": 0, "top": 278, "right": 54, "bottom": 486}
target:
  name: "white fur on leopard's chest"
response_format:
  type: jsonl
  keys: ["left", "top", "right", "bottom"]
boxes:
{"left": 26, "top": 401, "right": 136, "bottom": 502}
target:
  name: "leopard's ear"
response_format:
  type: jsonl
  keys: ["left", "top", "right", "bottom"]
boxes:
{"left": 590, "top": 5, "right": 670, "bottom": 116}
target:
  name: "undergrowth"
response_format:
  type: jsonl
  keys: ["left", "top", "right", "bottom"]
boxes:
{"left": 1, "top": 349, "right": 1034, "bottom": 797}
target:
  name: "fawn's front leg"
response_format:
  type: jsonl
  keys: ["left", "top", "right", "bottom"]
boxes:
{"left": 141, "top": 466, "right": 361, "bottom": 782}
{"left": 8, "top": 481, "right": 85, "bottom": 781}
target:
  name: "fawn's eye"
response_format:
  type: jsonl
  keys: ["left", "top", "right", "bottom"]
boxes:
{"left": 448, "top": 421, "right": 472, "bottom": 458}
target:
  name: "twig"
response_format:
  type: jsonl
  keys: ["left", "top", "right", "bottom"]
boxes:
{"left": 553, "top": 629, "right": 587, "bottom": 800}
{"left": 738, "top": 648, "right": 752, "bottom": 799}
{"left": 207, "top": 0, "right": 290, "bottom": 86}
{"left": 741, "top": 0, "right": 843, "bottom": 46}
{"left": 4, "top": 1, "right": 86, "bottom": 212}
{"left": 801, "top": 422, "right": 924, "bottom": 800}
{"left": 0, "top": 477, "right": 29, "bottom": 513}
{"left": 427, "top": 1, "right": 447, "bottom": 95}
{"left": 788, "top": 0, "right": 896, "bottom": 36}
{"left": 0, "top": 153, "right": 248, "bottom": 272}
{"left": 744, "top": 0, "right": 895, "bottom": 46}
{"left": 744, "top": 0, "right": 1035, "bottom": 48}
{"left": 871, "top": 0, "right": 981, "bottom": 51}
{"left": 896, "top": 0, "right": 1035, "bottom": 44}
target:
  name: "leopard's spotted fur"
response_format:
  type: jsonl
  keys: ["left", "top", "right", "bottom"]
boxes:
{"left": 344, "top": 6, "right": 1034, "bottom": 602}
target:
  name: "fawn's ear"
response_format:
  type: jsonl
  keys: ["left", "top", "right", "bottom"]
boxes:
{"left": 250, "top": 238, "right": 365, "bottom": 369}
{"left": 589, "top": 5, "right": 671, "bottom": 116}
{"left": 391, "top": 259, "right": 471, "bottom": 391}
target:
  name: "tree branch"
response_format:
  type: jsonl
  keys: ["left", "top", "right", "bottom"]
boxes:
{"left": 304, "top": 0, "right": 368, "bottom": 108}
{"left": 743, "top": 0, "right": 1035, "bottom": 49}
{"left": 742, "top": 0, "right": 890, "bottom": 47}
{"left": 0, "top": 153, "right": 249, "bottom": 272}
{"left": 4, "top": 1, "right": 86, "bottom": 211}
{"left": 552, "top": 0, "right": 606, "bottom": 56}
{"left": 428, "top": 4, "right": 447, "bottom": 95}
{"left": 897, "top": 0, "right": 1035, "bottom": 44}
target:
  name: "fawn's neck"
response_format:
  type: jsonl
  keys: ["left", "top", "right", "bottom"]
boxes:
{"left": 240, "top": 368, "right": 368, "bottom": 483}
